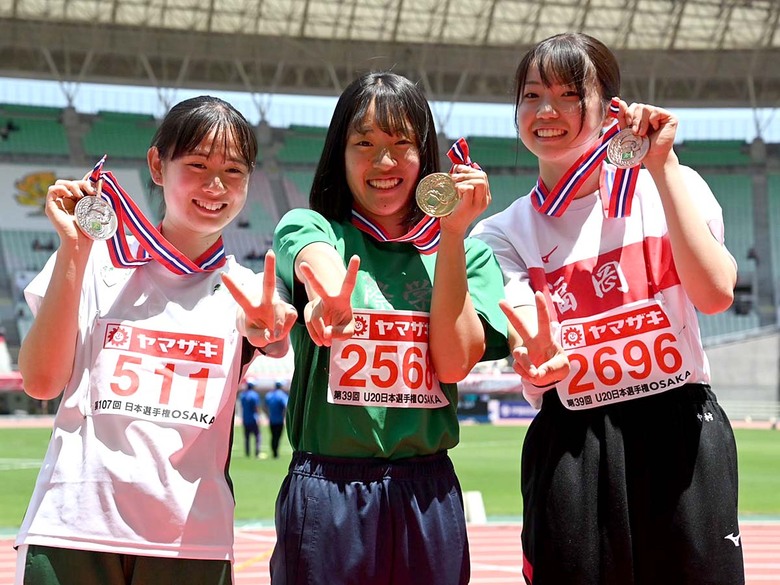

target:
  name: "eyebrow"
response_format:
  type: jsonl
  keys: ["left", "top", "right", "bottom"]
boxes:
{"left": 188, "top": 150, "right": 248, "bottom": 165}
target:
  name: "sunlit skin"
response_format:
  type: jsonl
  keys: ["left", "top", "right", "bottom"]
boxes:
{"left": 345, "top": 107, "right": 421, "bottom": 239}
{"left": 516, "top": 63, "right": 610, "bottom": 198}
{"left": 148, "top": 128, "right": 252, "bottom": 260}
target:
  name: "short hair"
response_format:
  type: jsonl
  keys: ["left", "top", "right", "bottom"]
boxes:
{"left": 309, "top": 72, "right": 440, "bottom": 229}
{"left": 514, "top": 33, "right": 621, "bottom": 133}
{"left": 151, "top": 95, "right": 257, "bottom": 170}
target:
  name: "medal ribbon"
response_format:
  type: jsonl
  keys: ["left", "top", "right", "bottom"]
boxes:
{"left": 88, "top": 156, "right": 227, "bottom": 274}
{"left": 531, "top": 98, "right": 639, "bottom": 219}
{"left": 350, "top": 138, "right": 481, "bottom": 254}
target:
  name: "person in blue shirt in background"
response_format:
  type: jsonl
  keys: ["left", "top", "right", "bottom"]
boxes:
{"left": 240, "top": 381, "right": 262, "bottom": 458}
{"left": 264, "top": 380, "right": 289, "bottom": 459}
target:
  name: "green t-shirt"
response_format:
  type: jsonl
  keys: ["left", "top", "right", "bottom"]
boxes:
{"left": 274, "top": 208, "right": 508, "bottom": 459}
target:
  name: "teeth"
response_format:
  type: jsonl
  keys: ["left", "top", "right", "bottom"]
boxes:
{"left": 196, "top": 200, "right": 224, "bottom": 211}
{"left": 536, "top": 128, "right": 565, "bottom": 138}
{"left": 368, "top": 178, "right": 401, "bottom": 190}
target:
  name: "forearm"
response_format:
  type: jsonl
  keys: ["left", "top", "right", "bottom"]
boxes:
{"left": 294, "top": 242, "right": 346, "bottom": 299}
{"left": 429, "top": 231, "right": 485, "bottom": 383}
{"left": 19, "top": 245, "right": 90, "bottom": 399}
{"left": 646, "top": 155, "right": 736, "bottom": 313}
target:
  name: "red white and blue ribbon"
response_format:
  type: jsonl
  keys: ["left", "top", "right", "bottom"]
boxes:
{"left": 350, "top": 138, "right": 481, "bottom": 254}
{"left": 531, "top": 98, "right": 639, "bottom": 219}
{"left": 88, "top": 156, "right": 227, "bottom": 274}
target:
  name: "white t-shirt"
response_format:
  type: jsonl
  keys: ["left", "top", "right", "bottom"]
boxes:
{"left": 16, "top": 240, "right": 260, "bottom": 560}
{"left": 471, "top": 165, "right": 734, "bottom": 410}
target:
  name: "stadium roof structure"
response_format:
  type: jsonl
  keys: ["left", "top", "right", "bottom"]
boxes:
{"left": 1, "top": 0, "right": 779, "bottom": 112}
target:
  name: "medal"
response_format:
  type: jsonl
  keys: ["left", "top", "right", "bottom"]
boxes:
{"left": 75, "top": 179, "right": 118, "bottom": 240}
{"left": 607, "top": 128, "right": 650, "bottom": 169}
{"left": 415, "top": 173, "right": 458, "bottom": 217}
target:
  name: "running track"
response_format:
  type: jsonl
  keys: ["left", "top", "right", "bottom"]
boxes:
{"left": 2, "top": 521, "right": 779, "bottom": 583}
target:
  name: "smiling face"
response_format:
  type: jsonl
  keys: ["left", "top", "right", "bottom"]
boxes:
{"left": 516, "top": 62, "right": 609, "bottom": 175}
{"left": 148, "top": 127, "right": 251, "bottom": 255}
{"left": 344, "top": 103, "right": 421, "bottom": 237}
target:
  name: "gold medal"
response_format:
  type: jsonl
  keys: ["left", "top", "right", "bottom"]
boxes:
{"left": 607, "top": 128, "right": 650, "bottom": 169}
{"left": 415, "top": 173, "right": 458, "bottom": 217}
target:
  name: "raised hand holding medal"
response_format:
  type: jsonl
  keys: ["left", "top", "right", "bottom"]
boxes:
{"left": 416, "top": 138, "right": 484, "bottom": 219}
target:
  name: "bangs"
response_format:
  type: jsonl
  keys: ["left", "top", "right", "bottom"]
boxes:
{"left": 349, "top": 89, "right": 417, "bottom": 142}
{"left": 534, "top": 43, "right": 593, "bottom": 90}
{"left": 169, "top": 110, "right": 255, "bottom": 166}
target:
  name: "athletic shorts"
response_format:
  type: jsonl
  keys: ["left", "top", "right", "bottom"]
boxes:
{"left": 520, "top": 383, "right": 745, "bottom": 585}
{"left": 15, "top": 544, "right": 232, "bottom": 585}
{"left": 270, "top": 450, "right": 469, "bottom": 585}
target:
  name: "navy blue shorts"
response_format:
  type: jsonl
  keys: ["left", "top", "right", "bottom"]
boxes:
{"left": 270, "top": 451, "right": 469, "bottom": 585}
{"left": 521, "top": 383, "right": 745, "bottom": 585}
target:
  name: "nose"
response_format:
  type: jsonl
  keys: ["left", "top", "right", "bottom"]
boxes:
{"left": 204, "top": 174, "right": 226, "bottom": 193}
{"left": 372, "top": 147, "right": 396, "bottom": 168}
{"left": 537, "top": 100, "right": 558, "bottom": 119}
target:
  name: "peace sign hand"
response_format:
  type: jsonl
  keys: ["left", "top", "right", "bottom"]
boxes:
{"left": 299, "top": 255, "right": 361, "bottom": 347}
{"left": 499, "top": 291, "right": 569, "bottom": 394}
{"left": 221, "top": 250, "right": 297, "bottom": 351}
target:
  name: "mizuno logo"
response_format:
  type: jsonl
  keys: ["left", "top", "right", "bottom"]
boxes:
{"left": 724, "top": 532, "right": 741, "bottom": 547}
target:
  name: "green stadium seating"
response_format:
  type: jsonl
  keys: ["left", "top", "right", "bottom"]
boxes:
{"left": 0, "top": 117, "right": 69, "bottom": 157}
{"left": 282, "top": 169, "right": 314, "bottom": 209}
{"left": 677, "top": 140, "right": 752, "bottom": 167}
{"left": 0, "top": 230, "right": 58, "bottom": 273}
{"left": 83, "top": 115, "right": 158, "bottom": 160}
{"left": 466, "top": 136, "right": 538, "bottom": 169}
{"left": 0, "top": 103, "right": 63, "bottom": 119}
{"left": 277, "top": 135, "right": 325, "bottom": 165}
{"left": 701, "top": 174, "right": 754, "bottom": 265}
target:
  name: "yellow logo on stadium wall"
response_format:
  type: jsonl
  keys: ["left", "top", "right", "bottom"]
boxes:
{"left": 14, "top": 170, "right": 57, "bottom": 215}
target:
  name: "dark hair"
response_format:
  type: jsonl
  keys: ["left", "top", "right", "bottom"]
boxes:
{"left": 309, "top": 72, "right": 439, "bottom": 228}
{"left": 151, "top": 96, "right": 257, "bottom": 169}
{"left": 514, "top": 33, "right": 620, "bottom": 133}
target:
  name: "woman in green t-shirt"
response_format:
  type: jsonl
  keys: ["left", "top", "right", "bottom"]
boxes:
{"left": 271, "top": 72, "right": 509, "bottom": 584}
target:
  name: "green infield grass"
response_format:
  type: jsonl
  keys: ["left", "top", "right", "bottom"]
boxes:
{"left": 0, "top": 424, "right": 778, "bottom": 531}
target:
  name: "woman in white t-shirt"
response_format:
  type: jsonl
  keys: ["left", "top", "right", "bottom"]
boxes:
{"left": 471, "top": 32, "right": 745, "bottom": 585}
{"left": 15, "top": 96, "right": 296, "bottom": 585}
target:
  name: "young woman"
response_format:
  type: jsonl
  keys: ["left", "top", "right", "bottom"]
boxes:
{"left": 471, "top": 33, "right": 744, "bottom": 585}
{"left": 15, "top": 95, "right": 296, "bottom": 585}
{"left": 271, "top": 72, "right": 508, "bottom": 584}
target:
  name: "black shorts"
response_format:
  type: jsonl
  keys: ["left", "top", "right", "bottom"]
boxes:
{"left": 16, "top": 545, "right": 231, "bottom": 585}
{"left": 521, "top": 384, "right": 744, "bottom": 585}
{"left": 270, "top": 451, "right": 469, "bottom": 585}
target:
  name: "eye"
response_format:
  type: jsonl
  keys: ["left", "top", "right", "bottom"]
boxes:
{"left": 522, "top": 91, "right": 539, "bottom": 100}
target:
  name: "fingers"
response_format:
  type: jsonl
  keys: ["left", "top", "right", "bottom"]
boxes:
{"left": 220, "top": 272, "right": 253, "bottom": 313}
{"left": 533, "top": 291, "right": 554, "bottom": 345}
{"left": 298, "top": 261, "right": 328, "bottom": 300}
{"left": 340, "top": 255, "right": 360, "bottom": 300}
{"left": 260, "top": 250, "right": 277, "bottom": 304}
{"left": 499, "top": 299, "right": 535, "bottom": 345}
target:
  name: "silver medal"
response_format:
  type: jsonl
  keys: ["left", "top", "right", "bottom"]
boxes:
{"left": 415, "top": 173, "right": 458, "bottom": 218}
{"left": 607, "top": 128, "right": 650, "bottom": 169}
{"left": 75, "top": 181, "right": 118, "bottom": 241}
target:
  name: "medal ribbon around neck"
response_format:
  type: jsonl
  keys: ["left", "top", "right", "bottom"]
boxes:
{"left": 88, "top": 156, "right": 227, "bottom": 274}
{"left": 350, "top": 138, "right": 481, "bottom": 254}
{"left": 531, "top": 98, "right": 640, "bottom": 219}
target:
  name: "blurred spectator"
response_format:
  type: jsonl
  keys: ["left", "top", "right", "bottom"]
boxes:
{"left": 264, "top": 380, "right": 289, "bottom": 459}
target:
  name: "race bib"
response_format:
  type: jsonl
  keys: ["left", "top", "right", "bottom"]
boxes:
{"left": 88, "top": 320, "right": 233, "bottom": 427}
{"left": 556, "top": 299, "right": 694, "bottom": 410}
{"left": 327, "top": 309, "right": 448, "bottom": 409}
